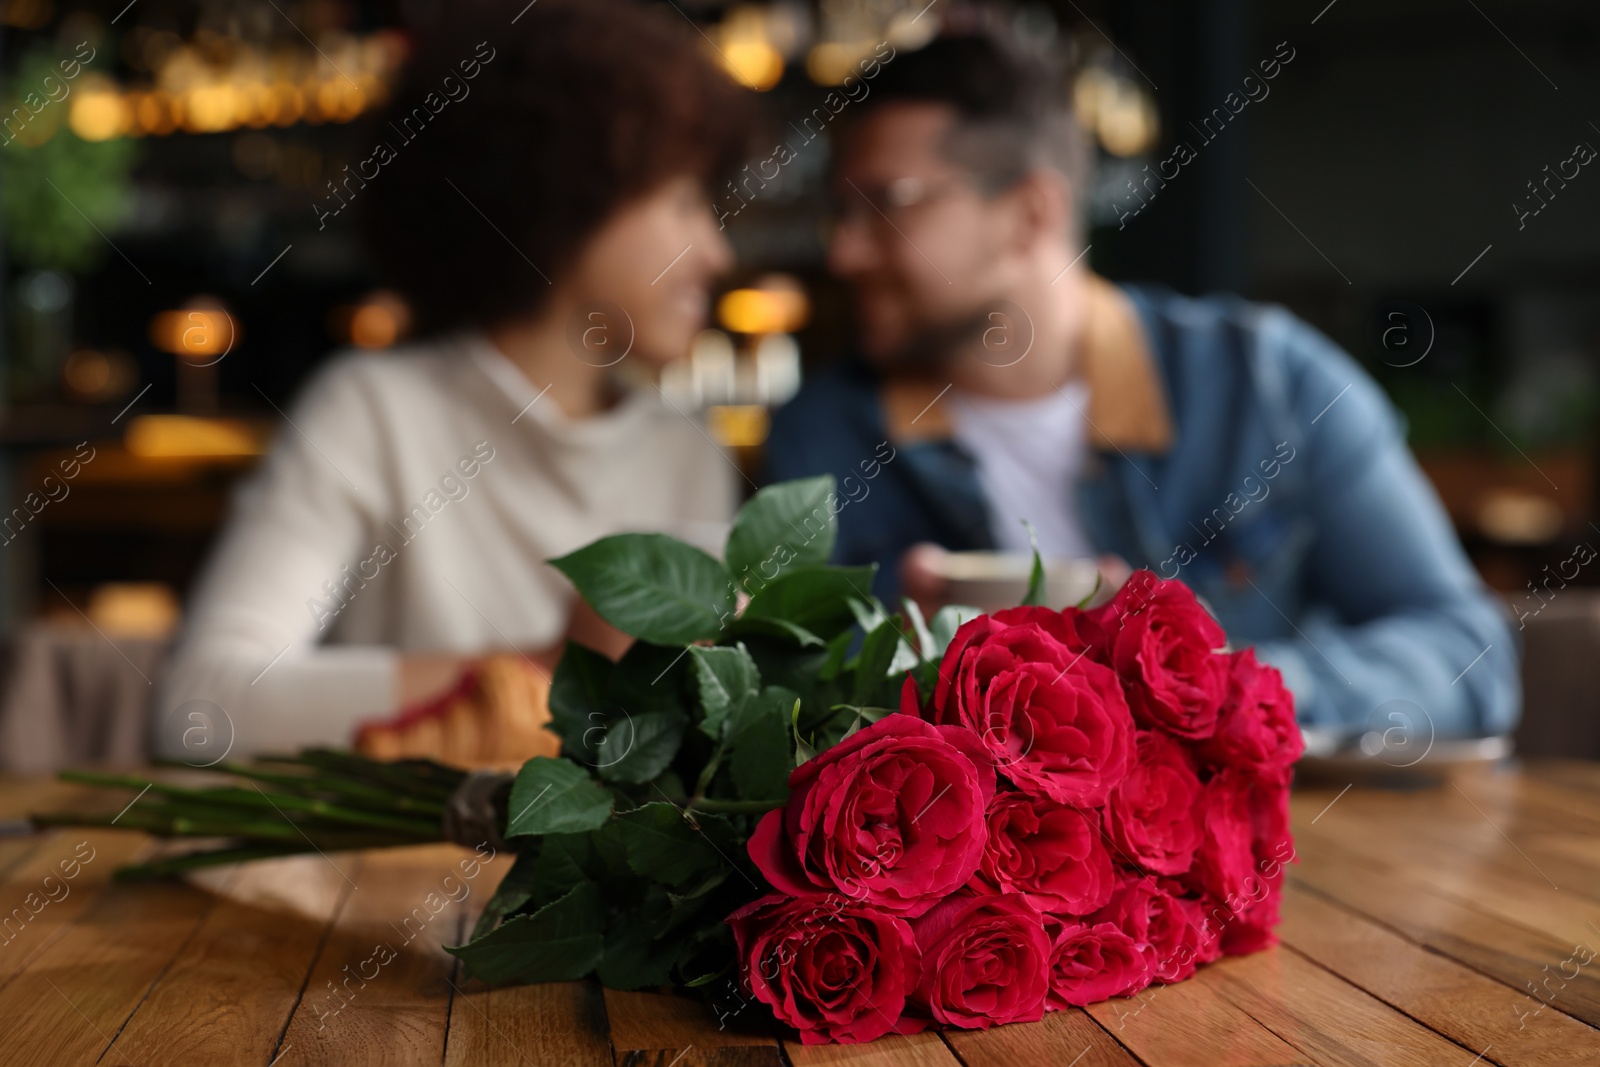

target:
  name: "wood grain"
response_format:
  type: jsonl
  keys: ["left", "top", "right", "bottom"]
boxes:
{"left": 1296, "top": 791, "right": 1600, "bottom": 951}
{"left": 779, "top": 1030, "right": 953, "bottom": 1067}
{"left": 0, "top": 777, "right": 105, "bottom": 819}
{"left": 106, "top": 853, "right": 356, "bottom": 1066}
{"left": 605, "top": 988, "right": 783, "bottom": 1067}
{"left": 1279, "top": 884, "right": 1600, "bottom": 1066}
{"left": 0, "top": 866, "right": 224, "bottom": 1065}
{"left": 285, "top": 844, "right": 489, "bottom": 1067}
{"left": 1082, "top": 954, "right": 1308, "bottom": 1066}
{"left": 0, "top": 829, "right": 148, "bottom": 992}
{"left": 1199, "top": 946, "right": 1480, "bottom": 1067}
{"left": 943, "top": 1008, "right": 1140, "bottom": 1067}
{"left": 446, "top": 982, "right": 615, "bottom": 1067}
{"left": 1288, "top": 829, "right": 1600, "bottom": 1030}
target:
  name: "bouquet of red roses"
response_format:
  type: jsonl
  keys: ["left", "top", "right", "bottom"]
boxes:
{"left": 36, "top": 477, "right": 1301, "bottom": 1047}
{"left": 728, "top": 572, "right": 1302, "bottom": 1043}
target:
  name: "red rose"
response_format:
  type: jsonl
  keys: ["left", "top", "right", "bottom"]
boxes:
{"left": 1246, "top": 771, "right": 1294, "bottom": 876}
{"left": 909, "top": 893, "right": 1051, "bottom": 1029}
{"left": 1202, "top": 649, "right": 1304, "bottom": 776}
{"left": 970, "top": 792, "right": 1115, "bottom": 915}
{"left": 928, "top": 613, "right": 1134, "bottom": 805}
{"left": 748, "top": 715, "right": 994, "bottom": 916}
{"left": 728, "top": 894, "right": 920, "bottom": 1045}
{"left": 1104, "top": 730, "right": 1203, "bottom": 875}
{"left": 1092, "top": 572, "right": 1228, "bottom": 740}
{"left": 1220, "top": 772, "right": 1296, "bottom": 955}
{"left": 1045, "top": 920, "right": 1152, "bottom": 1008}
{"left": 987, "top": 605, "right": 1106, "bottom": 656}
{"left": 1217, "top": 881, "right": 1281, "bottom": 956}
{"left": 1188, "top": 769, "right": 1259, "bottom": 905}
{"left": 1094, "top": 876, "right": 1220, "bottom": 984}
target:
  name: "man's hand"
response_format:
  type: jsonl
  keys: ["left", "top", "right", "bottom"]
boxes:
{"left": 900, "top": 542, "right": 952, "bottom": 618}
{"left": 900, "top": 541, "right": 1132, "bottom": 613}
{"left": 1091, "top": 554, "right": 1133, "bottom": 603}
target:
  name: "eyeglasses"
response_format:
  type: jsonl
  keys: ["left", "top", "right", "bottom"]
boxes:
{"left": 824, "top": 176, "right": 974, "bottom": 236}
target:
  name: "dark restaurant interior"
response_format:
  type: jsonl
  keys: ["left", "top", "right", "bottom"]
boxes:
{"left": 1, "top": 0, "right": 1598, "bottom": 765}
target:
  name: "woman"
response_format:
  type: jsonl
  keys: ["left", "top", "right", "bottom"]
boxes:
{"left": 155, "top": 0, "right": 755, "bottom": 762}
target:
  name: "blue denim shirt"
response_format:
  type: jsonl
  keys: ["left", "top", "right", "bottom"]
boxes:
{"left": 765, "top": 284, "right": 1519, "bottom": 741}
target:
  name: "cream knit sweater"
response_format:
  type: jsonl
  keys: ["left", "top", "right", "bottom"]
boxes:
{"left": 154, "top": 335, "right": 736, "bottom": 758}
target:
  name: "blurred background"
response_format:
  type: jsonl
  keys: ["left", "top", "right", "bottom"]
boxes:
{"left": 0, "top": 0, "right": 1596, "bottom": 712}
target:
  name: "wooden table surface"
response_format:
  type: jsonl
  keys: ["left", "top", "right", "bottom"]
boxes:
{"left": 3, "top": 760, "right": 1600, "bottom": 1066}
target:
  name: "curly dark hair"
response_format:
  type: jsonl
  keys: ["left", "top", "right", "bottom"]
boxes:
{"left": 358, "top": 0, "right": 756, "bottom": 335}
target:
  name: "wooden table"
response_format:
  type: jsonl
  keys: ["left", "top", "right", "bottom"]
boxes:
{"left": 3, "top": 761, "right": 1600, "bottom": 1066}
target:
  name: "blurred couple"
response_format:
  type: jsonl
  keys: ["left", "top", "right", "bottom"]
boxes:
{"left": 159, "top": 0, "right": 1516, "bottom": 765}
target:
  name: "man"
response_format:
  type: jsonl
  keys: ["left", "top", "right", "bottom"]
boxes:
{"left": 764, "top": 33, "right": 1517, "bottom": 742}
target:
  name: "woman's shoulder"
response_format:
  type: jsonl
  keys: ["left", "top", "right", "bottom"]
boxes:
{"left": 302, "top": 337, "right": 471, "bottom": 402}
{"left": 287, "top": 336, "right": 496, "bottom": 439}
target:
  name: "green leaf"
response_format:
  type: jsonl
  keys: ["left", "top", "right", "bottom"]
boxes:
{"left": 902, "top": 597, "right": 936, "bottom": 661}
{"left": 528, "top": 833, "right": 602, "bottom": 907}
{"left": 449, "top": 882, "right": 604, "bottom": 984}
{"left": 730, "top": 616, "right": 825, "bottom": 647}
{"left": 550, "top": 641, "right": 692, "bottom": 773}
{"left": 737, "top": 565, "right": 879, "bottom": 641}
{"left": 611, "top": 641, "right": 695, "bottom": 712}
{"left": 832, "top": 704, "right": 895, "bottom": 740}
{"left": 1076, "top": 570, "right": 1105, "bottom": 610}
{"left": 848, "top": 595, "right": 891, "bottom": 634}
{"left": 818, "top": 628, "right": 853, "bottom": 682}
{"left": 725, "top": 476, "right": 837, "bottom": 593}
{"left": 792, "top": 698, "right": 816, "bottom": 765}
{"left": 551, "top": 533, "right": 734, "bottom": 645}
{"left": 594, "top": 710, "right": 686, "bottom": 785}
{"left": 663, "top": 866, "right": 732, "bottom": 935}
{"left": 470, "top": 848, "right": 542, "bottom": 941}
{"left": 598, "top": 893, "right": 682, "bottom": 989}
{"left": 611, "top": 803, "right": 731, "bottom": 887}
{"left": 852, "top": 619, "right": 907, "bottom": 706}
{"left": 729, "top": 687, "right": 796, "bottom": 802}
{"left": 1021, "top": 519, "right": 1047, "bottom": 607}
{"left": 505, "top": 757, "right": 613, "bottom": 837}
{"left": 547, "top": 642, "right": 612, "bottom": 756}
{"left": 690, "top": 645, "right": 761, "bottom": 741}
{"left": 928, "top": 605, "right": 981, "bottom": 657}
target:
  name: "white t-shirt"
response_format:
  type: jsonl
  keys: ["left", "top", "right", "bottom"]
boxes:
{"left": 947, "top": 382, "right": 1094, "bottom": 559}
{"left": 156, "top": 334, "right": 736, "bottom": 757}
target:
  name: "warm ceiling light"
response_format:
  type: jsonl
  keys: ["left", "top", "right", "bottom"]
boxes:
{"left": 350, "top": 304, "right": 399, "bottom": 348}
{"left": 68, "top": 82, "right": 132, "bottom": 141}
{"left": 134, "top": 91, "right": 181, "bottom": 136}
{"left": 63, "top": 349, "right": 136, "bottom": 402}
{"left": 333, "top": 290, "right": 411, "bottom": 349}
{"left": 183, "top": 82, "right": 240, "bottom": 133}
{"left": 718, "top": 286, "right": 810, "bottom": 335}
{"left": 150, "top": 306, "right": 240, "bottom": 360}
{"left": 1097, "top": 85, "right": 1160, "bottom": 158}
{"left": 805, "top": 41, "right": 871, "bottom": 86}
{"left": 266, "top": 83, "right": 304, "bottom": 126}
{"left": 316, "top": 79, "right": 365, "bottom": 122}
{"left": 721, "top": 40, "right": 784, "bottom": 91}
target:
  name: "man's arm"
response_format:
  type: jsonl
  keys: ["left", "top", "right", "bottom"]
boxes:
{"left": 1251, "top": 316, "right": 1519, "bottom": 741}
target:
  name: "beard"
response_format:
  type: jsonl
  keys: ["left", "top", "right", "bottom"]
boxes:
{"left": 869, "top": 303, "right": 998, "bottom": 372}
{"left": 869, "top": 297, "right": 1035, "bottom": 374}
